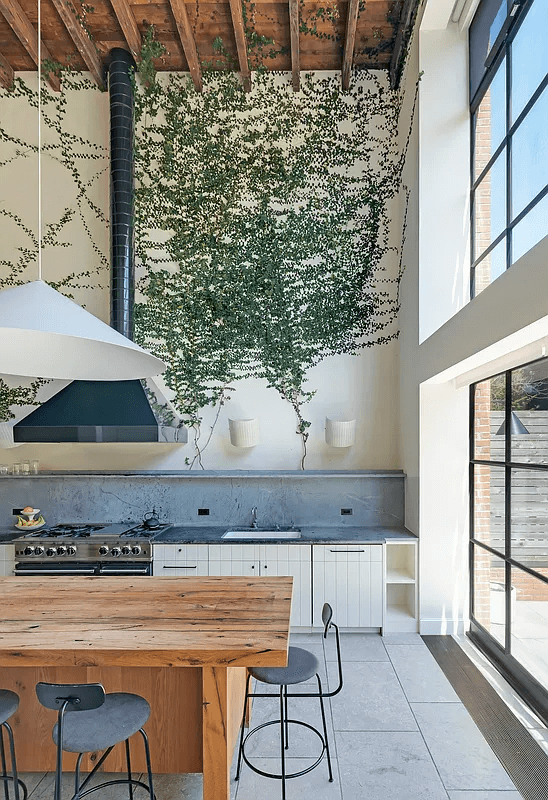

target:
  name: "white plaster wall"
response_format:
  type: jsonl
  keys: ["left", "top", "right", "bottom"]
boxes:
{"left": 0, "top": 72, "right": 403, "bottom": 471}
{"left": 399, "top": 1, "right": 548, "bottom": 634}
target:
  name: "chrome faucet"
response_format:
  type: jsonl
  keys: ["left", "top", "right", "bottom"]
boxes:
{"left": 250, "top": 507, "right": 258, "bottom": 529}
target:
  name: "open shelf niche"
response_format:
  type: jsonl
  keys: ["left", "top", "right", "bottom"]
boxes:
{"left": 384, "top": 540, "right": 418, "bottom": 633}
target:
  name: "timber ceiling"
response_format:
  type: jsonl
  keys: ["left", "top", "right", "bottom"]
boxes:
{"left": 0, "top": 0, "right": 416, "bottom": 93}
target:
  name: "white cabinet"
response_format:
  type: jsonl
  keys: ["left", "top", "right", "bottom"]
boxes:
{"left": 259, "top": 545, "right": 312, "bottom": 627}
{"left": 312, "top": 544, "right": 383, "bottom": 628}
{"left": 208, "top": 544, "right": 258, "bottom": 577}
{"left": 0, "top": 545, "right": 14, "bottom": 576}
{"left": 384, "top": 540, "right": 418, "bottom": 633}
{"left": 208, "top": 544, "right": 312, "bottom": 627}
{"left": 153, "top": 544, "right": 209, "bottom": 576}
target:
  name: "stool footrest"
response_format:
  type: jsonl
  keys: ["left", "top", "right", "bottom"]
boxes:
{"left": 241, "top": 719, "right": 326, "bottom": 781}
{"left": 71, "top": 778, "right": 153, "bottom": 800}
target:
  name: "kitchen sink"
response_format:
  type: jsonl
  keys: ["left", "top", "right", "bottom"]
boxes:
{"left": 222, "top": 528, "right": 302, "bottom": 539}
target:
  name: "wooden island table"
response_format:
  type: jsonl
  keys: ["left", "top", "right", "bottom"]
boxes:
{"left": 0, "top": 575, "right": 293, "bottom": 800}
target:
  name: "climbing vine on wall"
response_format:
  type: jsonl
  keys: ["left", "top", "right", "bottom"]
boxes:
{"left": 0, "top": 70, "right": 108, "bottom": 420}
{"left": 133, "top": 66, "right": 413, "bottom": 468}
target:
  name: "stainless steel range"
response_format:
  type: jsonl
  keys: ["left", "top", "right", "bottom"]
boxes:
{"left": 14, "top": 522, "right": 172, "bottom": 576}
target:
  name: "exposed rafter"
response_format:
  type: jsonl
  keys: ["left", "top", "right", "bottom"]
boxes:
{"left": 229, "top": 0, "right": 251, "bottom": 92}
{"left": 289, "top": 0, "right": 300, "bottom": 92}
{"left": 109, "top": 0, "right": 142, "bottom": 65}
{"left": 49, "top": 0, "right": 104, "bottom": 88}
{"left": 389, "top": 0, "right": 417, "bottom": 90}
{"left": 0, "top": 0, "right": 60, "bottom": 91}
{"left": 341, "top": 0, "right": 359, "bottom": 90}
{"left": 0, "top": 48, "right": 13, "bottom": 88}
{"left": 168, "top": 0, "right": 203, "bottom": 91}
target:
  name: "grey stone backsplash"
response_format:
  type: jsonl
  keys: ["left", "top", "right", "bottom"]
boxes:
{"left": 0, "top": 471, "right": 404, "bottom": 528}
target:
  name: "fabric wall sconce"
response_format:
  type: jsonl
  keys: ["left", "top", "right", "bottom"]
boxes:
{"left": 229, "top": 418, "right": 260, "bottom": 448}
{"left": 325, "top": 418, "right": 356, "bottom": 448}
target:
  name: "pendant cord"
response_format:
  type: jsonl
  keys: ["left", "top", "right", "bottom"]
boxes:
{"left": 37, "top": 0, "right": 42, "bottom": 281}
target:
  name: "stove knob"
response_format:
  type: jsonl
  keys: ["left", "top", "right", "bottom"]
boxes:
{"left": 34, "top": 546, "right": 44, "bottom": 556}
{"left": 111, "top": 547, "right": 121, "bottom": 557}
{"left": 46, "top": 548, "right": 57, "bottom": 557}
{"left": 57, "top": 546, "right": 67, "bottom": 556}
{"left": 67, "top": 545, "right": 77, "bottom": 556}
{"left": 121, "top": 546, "right": 131, "bottom": 556}
{"left": 131, "top": 545, "right": 142, "bottom": 556}
{"left": 23, "top": 546, "right": 35, "bottom": 556}
{"left": 98, "top": 545, "right": 109, "bottom": 556}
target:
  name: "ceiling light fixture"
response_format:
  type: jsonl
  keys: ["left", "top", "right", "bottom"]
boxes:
{"left": 0, "top": 4, "right": 165, "bottom": 381}
{"left": 495, "top": 411, "right": 530, "bottom": 436}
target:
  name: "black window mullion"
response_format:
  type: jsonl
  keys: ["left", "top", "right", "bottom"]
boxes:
{"left": 505, "top": 38, "right": 512, "bottom": 273}
{"left": 505, "top": 371, "right": 512, "bottom": 652}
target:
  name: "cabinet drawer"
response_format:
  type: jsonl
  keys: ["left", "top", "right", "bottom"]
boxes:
{"left": 153, "top": 544, "right": 209, "bottom": 562}
{"left": 153, "top": 544, "right": 209, "bottom": 576}
{"left": 313, "top": 544, "right": 382, "bottom": 562}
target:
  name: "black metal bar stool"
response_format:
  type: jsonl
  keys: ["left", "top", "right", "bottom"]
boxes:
{"left": 0, "top": 691, "right": 27, "bottom": 800}
{"left": 235, "top": 603, "right": 343, "bottom": 800}
{"left": 35, "top": 683, "right": 155, "bottom": 800}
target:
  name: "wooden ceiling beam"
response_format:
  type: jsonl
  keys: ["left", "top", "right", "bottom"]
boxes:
{"left": 49, "top": 0, "right": 104, "bottom": 88}
{"left": 0, "top": 48, "right": 13, "bottom": 88}
{"left": 389, "top": 0, "right": 416, "bottom": 89}
{"left": 229, "top": 0, "right": 251, "bottom": 92}
{"left": 289, "top": 0, "right": 300, "bottom": 91}
{"left": 0, "top": 0, "right": 60, "bottom": 91}
{"left": 341, "top": 0, "right": 359, "bottom": 90}
{"left": 109, "top": 0, "right": 142, "bottom": 65}
{"left": 168, "top": 0, "right": 203, "bottom": 91}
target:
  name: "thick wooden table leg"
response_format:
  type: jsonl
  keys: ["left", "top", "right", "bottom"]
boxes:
{"left": 202, "top": 666, "right": 230, "bottom": 800}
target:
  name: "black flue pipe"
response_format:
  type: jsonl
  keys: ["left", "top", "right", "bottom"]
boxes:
{"left": 108, "top": 48, "right": 135, "bottom": 340}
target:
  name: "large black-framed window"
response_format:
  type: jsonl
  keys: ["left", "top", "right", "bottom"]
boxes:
{"left": 470, "top": 0, "right": 548, "bottom": 297}
{"left": 470, "top": 356, "right": 548, "bottom": 724}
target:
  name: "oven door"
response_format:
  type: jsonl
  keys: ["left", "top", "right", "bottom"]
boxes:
{"left": 14, "top": 561, "right": 152, "bottom": 576}
{"left": 14, "top": 561, "right": 100, "bottom": 576}
{"left": 99, "top": 562, "right": 152, "bottom": 576}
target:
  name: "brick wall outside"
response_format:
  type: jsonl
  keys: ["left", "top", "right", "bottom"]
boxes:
{"left": 473, "top": 380, "right": 493, "bottom": 626}
{"left": 474, "top": 89, "right": 494, "bottom": 295}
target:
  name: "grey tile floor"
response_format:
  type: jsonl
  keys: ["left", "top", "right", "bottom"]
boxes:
{"left": 19, "top": 633, "right": 526, "bottom": 800}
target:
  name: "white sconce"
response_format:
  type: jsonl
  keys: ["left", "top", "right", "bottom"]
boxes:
{"left": 229, "top": 418, "right": 260, "bottom": 448}
{"left": 325, "top": 418, "right": 356, "bottom": 448}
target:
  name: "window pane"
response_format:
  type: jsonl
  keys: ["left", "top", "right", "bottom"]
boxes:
{"left": 511, "top": 469, "right": 548, "bottom": 570}
{"left": 470, "top": 0, "right": 508, "bottom": 98}
{"left": 474, "top": 151, "right": 507, "bottom": 261}
{"left": 473, "top": 463, "right": 505, "bottom": 553}
{"left": 512, "top": 191, "right": 548, "bottom": 265}
{"left": 510, "top": 566, "right": 548, "bottom": 688}
{"left": 511, "top": 0, "right": 548, "bottom": 122}
{"left": 473, "top": 374, "right": 506, "bottom": 461}
{"left": 474, "top": 64, "right": 506, "bottom": 181}
{"left": 511, "top": 85, "right": 548, "bottom": 220}
{"left": 511, "top": 359, "right": 548, "bottom": 464}
{"left": 473, "top": 237, "right": 506, "bottom": 295}
{"left": 473, "top": 544, "right": 506, "bottom": 646}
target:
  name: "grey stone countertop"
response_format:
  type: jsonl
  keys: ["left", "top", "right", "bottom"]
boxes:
{"left": 153, "top": 525, "right": 416, "bottom": 544}
{"left": 0, "top": 525, "right": 416, "bottom": 545}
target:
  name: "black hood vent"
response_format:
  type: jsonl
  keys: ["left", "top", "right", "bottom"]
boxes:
{"left": 15, "top": 49, "right": 169, "bottom": 444}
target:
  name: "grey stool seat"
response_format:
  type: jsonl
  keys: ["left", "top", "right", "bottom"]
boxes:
{"left": 0, "top": 690, "right": 27, "bottom": 800}
{"left": 36, "top": 682, "right": 154, "bottom": 800}
{"left": 52, "top": 693, "right": 150, "bottom": 753}
{"left": 249, "top": 647, "right": 319, "bottom": 686}
{"left": 0, "top": 691, "right": 19, "bottom": 725}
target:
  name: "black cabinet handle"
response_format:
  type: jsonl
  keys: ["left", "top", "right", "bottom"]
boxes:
{"left": 329, "top": 549, "right": 365, "bottom": 553}
{"left": 163, "top": 565, "right": 197, "bottom": 569}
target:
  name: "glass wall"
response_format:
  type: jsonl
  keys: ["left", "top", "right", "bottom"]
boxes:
{"left": 470, "top": 356, "right": 548, "bottom": 723}
{"left": 470, "top": 0, "right": 548, "bottom": 296}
